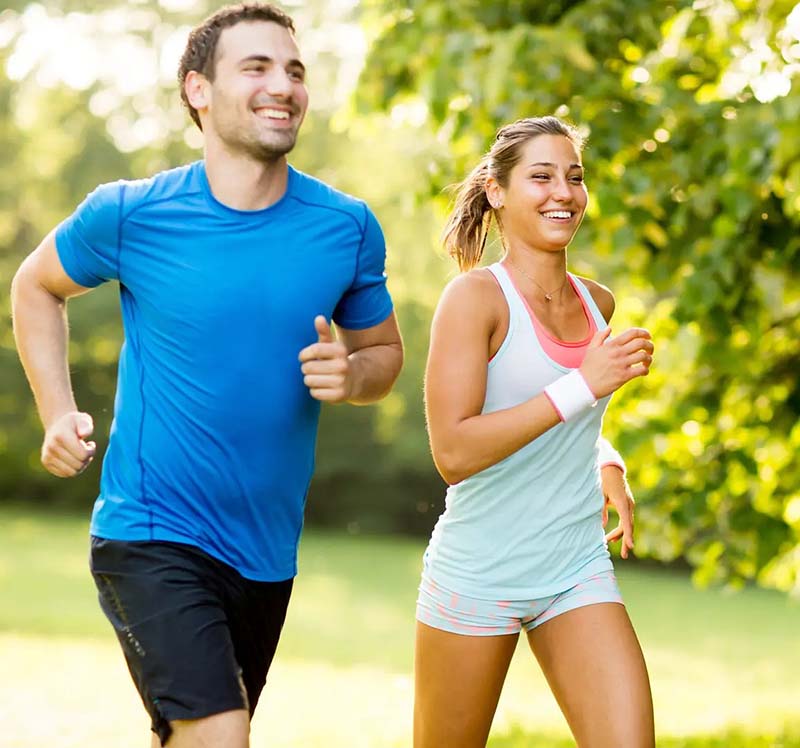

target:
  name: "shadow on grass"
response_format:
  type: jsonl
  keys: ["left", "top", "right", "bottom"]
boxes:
{"left": 488, "top": 725, "right": 800, "bottom": 748}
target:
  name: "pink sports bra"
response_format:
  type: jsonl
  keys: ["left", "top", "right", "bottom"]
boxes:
{"left": 503, "top": 271, "right": 597, "bottom": 369}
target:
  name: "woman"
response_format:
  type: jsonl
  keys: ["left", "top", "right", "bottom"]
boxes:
{"left": 415, "top": 116, "right": 655, "bottom": 748}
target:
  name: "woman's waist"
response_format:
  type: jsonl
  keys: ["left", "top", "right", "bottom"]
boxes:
{"left": 447, "top": 452, "right": 602, "bottom": 506}
{"left": 423, "top": 523, "right": 611, "bottom": 600}
{"left": 435, "top": 486, "right": 603, "bottom": 542}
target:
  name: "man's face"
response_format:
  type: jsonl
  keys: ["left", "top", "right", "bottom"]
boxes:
{"left": 203, "top": 21, "right": 309, "bottom": 161}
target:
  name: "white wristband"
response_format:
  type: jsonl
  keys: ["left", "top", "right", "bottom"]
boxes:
{"left": 598, "top": 436, "right": 627, "bottom": 474}
{"left": 544, "top": 370, "right": 597, "bottom": 422}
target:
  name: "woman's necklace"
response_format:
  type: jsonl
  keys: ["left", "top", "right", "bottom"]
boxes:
{"left": 505, "top": 257, "right": 567, "bottom": 302}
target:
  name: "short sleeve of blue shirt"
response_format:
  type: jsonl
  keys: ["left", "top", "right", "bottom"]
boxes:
{"left": 55, "top": 182, "right": 123, "bottom": 287}
{"left": 332, "top": 204, "right": 393, "bottom": 330}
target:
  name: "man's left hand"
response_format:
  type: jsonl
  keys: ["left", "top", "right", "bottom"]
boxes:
{"left": 298, "top": 315, "right": 352, "bottom": 403}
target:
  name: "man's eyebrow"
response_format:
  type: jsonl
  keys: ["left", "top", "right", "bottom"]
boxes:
{"left": 527, "top": 161, "right": 584, "bottom": 169}
{"left": 238, "top": 54, "right": 306, "bottom": 72}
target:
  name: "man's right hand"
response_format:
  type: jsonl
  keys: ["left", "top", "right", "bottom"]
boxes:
{"left": 42, "top": 411, "right": 96, "bottom": 477}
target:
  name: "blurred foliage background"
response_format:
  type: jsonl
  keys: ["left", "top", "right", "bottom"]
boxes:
{"left": 1, "top": 0, "right": 799, "bottom": 595}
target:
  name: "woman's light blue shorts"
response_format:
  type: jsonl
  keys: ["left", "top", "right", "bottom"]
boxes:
{"left": 416, "top": 568, "right": 623, "bottom": 636}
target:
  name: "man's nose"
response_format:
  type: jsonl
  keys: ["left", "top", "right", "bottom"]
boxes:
{"left": 264, "top": 67, "right": 294, "bottom": 98}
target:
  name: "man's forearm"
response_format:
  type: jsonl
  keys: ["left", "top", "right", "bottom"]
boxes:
{"left": 346, "top": 342, "right": 403, "bottom": 405}
{"left": 11, "top": 269, "right": 77, "bottom": 428}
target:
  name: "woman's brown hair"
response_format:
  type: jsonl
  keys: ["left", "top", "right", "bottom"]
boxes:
{"left": 441, "top": 116, "right": 585, "bottom": 271}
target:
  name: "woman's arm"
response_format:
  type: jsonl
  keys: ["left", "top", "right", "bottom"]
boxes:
{"left": 425, "top": 271, "right": 563, "bottom": 484}
{"left": 425, "top": 273, "right": 653, "bottom": 485}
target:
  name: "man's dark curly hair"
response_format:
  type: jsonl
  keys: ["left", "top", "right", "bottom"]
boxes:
{"left": 178, "top": 2, "right": 296, "bottom": 130}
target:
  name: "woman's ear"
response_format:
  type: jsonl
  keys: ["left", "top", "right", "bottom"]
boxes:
{"left": 485, "top": 177, "right": 504, "bottom": 210}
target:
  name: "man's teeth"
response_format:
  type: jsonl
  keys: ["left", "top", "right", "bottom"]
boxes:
{"left": 542, "top": 211, "right": 572, "bottom": 219}
{"left": 256, "top": 108, "right": 290, "bottom": 119}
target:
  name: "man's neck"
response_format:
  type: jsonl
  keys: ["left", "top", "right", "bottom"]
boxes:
{"left": 204, "top": 144, "right": 290, "bottom": 211}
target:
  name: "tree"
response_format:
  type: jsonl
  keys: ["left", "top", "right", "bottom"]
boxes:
{"left": 355, "top": 0, "right": 800, "bottom": 592}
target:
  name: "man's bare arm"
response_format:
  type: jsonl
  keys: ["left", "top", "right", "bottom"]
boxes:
{"left": 298, "top": 312, "right": 403, "bottom": 404}
{"left": 11, "top": 230, "right": 97, "bottom": 476}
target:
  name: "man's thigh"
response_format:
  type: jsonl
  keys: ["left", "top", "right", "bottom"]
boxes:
{"left": 90, "top": 538, "right": 292, "bottom": 746}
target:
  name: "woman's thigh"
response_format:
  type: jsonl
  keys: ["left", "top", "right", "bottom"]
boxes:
{"left": 414, "top": 621, "right": 518, "bottom": 748}
{"left": 526, "top": 602, "right": 654, "bottom": 748}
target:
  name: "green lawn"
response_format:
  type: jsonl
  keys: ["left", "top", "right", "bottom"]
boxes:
{"left": 1, "top": 506, "right": 798, "bottom": 747}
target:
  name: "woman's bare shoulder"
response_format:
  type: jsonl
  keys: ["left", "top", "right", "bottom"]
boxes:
{"left": 433, "top": 266, "right": 505, "bottom": 336}
{"left": 575, "top": 275, "right": 615, "bottom": 323}
{"left": 438, "top": 267, "right": 503, "bottom": 310}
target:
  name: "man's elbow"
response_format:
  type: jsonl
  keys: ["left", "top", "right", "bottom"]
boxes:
{"left": 10, "top": 261, "right": 35, "bottom": 313}
{"left": 11, "top": 255, "right": 58, "bottom": 307}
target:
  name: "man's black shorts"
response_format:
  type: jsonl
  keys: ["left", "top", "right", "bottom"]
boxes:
{"left": 90, "top": 537, "right": 293, "bottom": 746}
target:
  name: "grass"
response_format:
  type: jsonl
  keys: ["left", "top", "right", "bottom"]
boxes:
{"left": 489, "top": 727, "right": 800, "bottom": 748}
{"left": 1, "top": 505, "right": 798, "bottom": 747}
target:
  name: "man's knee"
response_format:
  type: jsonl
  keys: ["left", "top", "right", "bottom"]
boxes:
{"left": 161, "top": 709, "right": 250, "bottom": 748}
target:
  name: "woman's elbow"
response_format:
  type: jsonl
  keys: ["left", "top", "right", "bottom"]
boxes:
{"left": 432, "top": 447, "right": 473, "bottom": 486}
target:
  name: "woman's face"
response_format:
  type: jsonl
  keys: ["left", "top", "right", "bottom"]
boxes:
{"left": 491, "top": 134, "right": 588, "bottom": 252}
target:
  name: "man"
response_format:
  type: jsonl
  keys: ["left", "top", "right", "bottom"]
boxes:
{"left": 10, "top": 3, "right": 403, "bottom": 747}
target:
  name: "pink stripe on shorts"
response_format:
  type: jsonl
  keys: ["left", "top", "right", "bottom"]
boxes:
{"left": 416, "top": 569, "right": 623, "bottom": 636}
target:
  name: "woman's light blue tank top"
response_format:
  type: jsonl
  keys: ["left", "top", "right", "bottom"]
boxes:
{"left": 422, "top": 263, "right": 614, "bottom": 600}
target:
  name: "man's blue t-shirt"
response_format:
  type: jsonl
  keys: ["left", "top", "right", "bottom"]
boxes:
{"left": 55, "top": 162, "right": 393, "bottom": 581}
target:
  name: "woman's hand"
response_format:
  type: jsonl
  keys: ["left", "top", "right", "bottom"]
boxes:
{"left": 601, "top": 464, "right": 635, "bottom": 559}
{"left": 580, "top": 327, "right": 653, "bottom": 399}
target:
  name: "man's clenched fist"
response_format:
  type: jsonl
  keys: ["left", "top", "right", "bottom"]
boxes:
{"left": 42, "top": 411, "right": 96, "bottom": 477}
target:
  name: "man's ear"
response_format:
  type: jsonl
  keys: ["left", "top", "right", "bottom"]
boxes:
{"left": 184, "top": 70, "right": 210, "bottom": 112}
